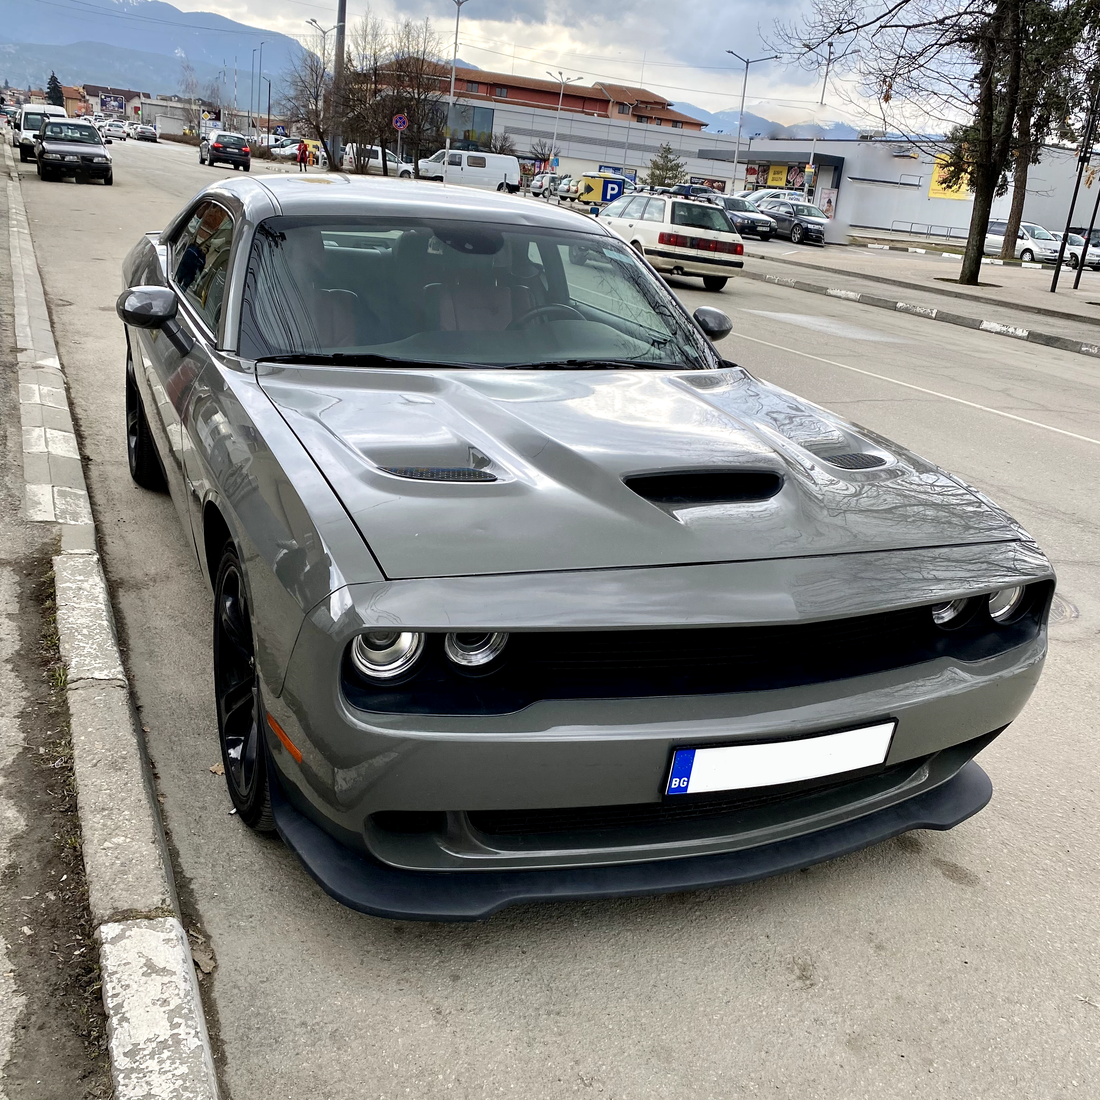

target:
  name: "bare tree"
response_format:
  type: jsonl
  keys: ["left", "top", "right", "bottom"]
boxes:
{"left": 179, "top": 58, "right": 202, "bottom": 135}
{"left": 281, "top": 37, "right": 334, "bottom": 166}
{"left": 489, "top": 131, "right": 518, "bottom": 156}
{"left": 344, "top": 10, "right": 390, "bottom": 173}
{"left": 388, "top": 19, "right": 447, "bottom": 173}
{"left": 530, "top": 138, "right": 559, "bottom": 163}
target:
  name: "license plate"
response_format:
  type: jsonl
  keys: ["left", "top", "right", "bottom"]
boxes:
{"left": 665, "top": 721, "right": 896, "bottom": 796}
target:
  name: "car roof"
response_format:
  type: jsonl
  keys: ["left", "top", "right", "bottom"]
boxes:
{"left": 200, "top": 175, "right": 616, "bottom": 234}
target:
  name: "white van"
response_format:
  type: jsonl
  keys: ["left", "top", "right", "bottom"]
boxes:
{"left": 15, "top": 104, "right": 67, "bottom": 162}
{"left": 417, "top": 149, "right": 521, "bottom": 192}
{"left": 342, "top": 144, "right": 412, "bottom": 178}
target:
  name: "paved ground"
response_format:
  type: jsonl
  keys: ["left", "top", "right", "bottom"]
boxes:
{"left": 10, "top": 136, "right": 1100, "bottom": 1099}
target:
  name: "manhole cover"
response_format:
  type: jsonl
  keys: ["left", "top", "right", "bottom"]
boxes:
{"left": 1049, "top": 593, "right": 1079, "bottom": 624}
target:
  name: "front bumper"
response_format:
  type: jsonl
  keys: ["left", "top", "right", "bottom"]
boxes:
{"left": 270, "top": 750, "right": 995, "bottom": 921}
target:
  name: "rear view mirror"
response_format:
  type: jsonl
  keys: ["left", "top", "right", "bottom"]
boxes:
{"left": 116, "top": 286, "right": 193, "bottom": 355}
{"left": 693, "top": 306, "right": 733, "bottom": 342}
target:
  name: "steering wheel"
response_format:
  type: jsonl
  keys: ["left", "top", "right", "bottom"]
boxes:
{"left": 508, "top": 303, "right": 584, "bottom": 329}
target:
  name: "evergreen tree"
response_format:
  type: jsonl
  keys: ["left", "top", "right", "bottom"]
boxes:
{"left": 642, "top": 143, "right": 687, "bottom": 188}
{"left": 46, "top": 71, "right": 64, "bottom": 107}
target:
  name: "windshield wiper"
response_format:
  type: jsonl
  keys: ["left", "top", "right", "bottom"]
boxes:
{"left": 254, "top": 352, "right": 480, "bottom": 369}
{"left": 502, "top": 358, "right": 691, "bottom": 370}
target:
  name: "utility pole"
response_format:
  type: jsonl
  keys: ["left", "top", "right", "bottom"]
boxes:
{"left": 256, "top": 40, "right": 265, "bottom": 142}
{"left": 1051, "top": 82, "right": 1099, "bottom": 292}
{"left": 443, "top": 0, "right": 472, "bottom": 184}
{"left": 805, "top": 41, "right": 833, "bottom": 201}
{"left": 249, "top": 49, "right": 257, "bottom": 137}
{"left": 725, "top": 51, "right": 778, "bottom": 191}
{"left": 330, "top": 1, "right": 346, "bottom": 168}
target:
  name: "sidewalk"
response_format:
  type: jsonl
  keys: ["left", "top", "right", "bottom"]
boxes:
{"left": 745, "top": 241, "right": 1100, "bottom": 328}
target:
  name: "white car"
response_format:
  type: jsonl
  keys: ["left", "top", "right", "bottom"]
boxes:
{"left": 15, "top": 104, "right": 67, "bottom": 162}
{"left": 103, "top": 120, "right": 127, "bottom": 141}
{"left": 343, "top": 143, "right": 412, "bottom": 177}
{"left": 600, "top": 191, "right": 745, "bottom": 291}
{"left": 1051, "top": 231, "right": 1100, "bottom": 271}
{"left": 984, "top": 219, "right": 1060, "bottom": 264}
{"left": 417, "top": 149, "right": 521, "bottom": 192}
{"left": 743, "top": 188, "right": 806, "bottom": 205}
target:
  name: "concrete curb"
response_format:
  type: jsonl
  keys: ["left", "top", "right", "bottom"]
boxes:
{"left": 739, "top": 267, "right": 1100, "bottom": 359}
{"left": 4, "top": 140, "right": 219, "bottom": 1099}
{"left": 742, "top": 247, "right": 1100, "bottom": 330}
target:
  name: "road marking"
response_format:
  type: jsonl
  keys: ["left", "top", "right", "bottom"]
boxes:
{"left": 744, "top": 309, "right": 904, "bottom": 343}
{"left": 728, "top": 329, "right": 1100, "bottom": 445}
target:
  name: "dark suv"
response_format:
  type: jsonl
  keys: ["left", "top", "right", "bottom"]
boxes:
{"left": 199, "top": 130, "right": 251, "bottom": 171}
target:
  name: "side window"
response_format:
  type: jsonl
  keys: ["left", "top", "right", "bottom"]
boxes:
{"left": 621, "top": 196, "right": 650, "bottom": 219}
{"left": 642, "top": 198, "right": 666, "bottom": 222}
{"left": 448, "top": 152, "right": 462, "bottom": 166}
{"left": 987, "top": 222, "right": 1006, "bottom": 235}
{"left": 466, "top": 155, "right": 487, "bottom": 168}
{"left": 601, "top": 198, "right": 629, "bottom": 218}
{"left": 172, "top": 202, "right": 234, "bottom": 334}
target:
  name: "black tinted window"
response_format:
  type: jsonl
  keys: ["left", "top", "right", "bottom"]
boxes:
{"left": 172, "top": 202, "right": 235, "bottom": 334}
{"left": 671, "top": 202, "right": 733, "bottom": 232}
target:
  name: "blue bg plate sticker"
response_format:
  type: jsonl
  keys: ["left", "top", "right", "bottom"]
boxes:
{"left": 665, "top": 722, "right": 896, "bottom": 796}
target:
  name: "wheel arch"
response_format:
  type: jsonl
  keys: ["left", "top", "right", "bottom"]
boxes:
{"left": 202, "top": 499, "right": 235, "bottom": 591}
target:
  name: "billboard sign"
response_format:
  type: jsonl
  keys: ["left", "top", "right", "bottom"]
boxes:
{"left": 101, "top": 93, "right": 126, "bottom": 115}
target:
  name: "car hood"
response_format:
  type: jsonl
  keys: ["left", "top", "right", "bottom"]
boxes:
{"left": 258, "top": 365, "right": 1023, "bottom": 580}
{"left": 40, "top": 140, "right": 107, "bottom": 156}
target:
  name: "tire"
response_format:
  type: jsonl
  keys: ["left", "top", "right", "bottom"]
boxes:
{"left": 791, "top": 224, "right": 804, "bottom": 244}
{"left": 759, "top": 232, "right": 772, "bottom": 241}
{"left": 213, "top": 545, "right": 275, "bottom": 832}
{"left": 1068, "top": 252, "right": 1079, "bottom": 269}
{"left": 1020, "top": 249, "right": 1034, "bottom": 263}
{"left": 104, "top": 171, "right": 113, "bottom": 186}
{"left": 35, "top": 160, "right": 41, "bottom": 177}
{"left": 243, "top": 163, "right": 250, "bottom": 172}
{"left": 125, "top": 355, "right": 167, "bottom": 492}
{"left": 703, "top": 276, "right": 728, "bottom": 291}
{"left": 19, "top": 147, "right": 28, "bottom": 162}
{"left": 199, "top": 151, "right": 205, "bottom": 164}
{"left": 631, "top": 240, "right": 645, "bottom": 257}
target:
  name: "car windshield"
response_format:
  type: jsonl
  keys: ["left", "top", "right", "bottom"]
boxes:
{"left": 240, "top": 216, "right": 713, "bottom": 370}
{"left": 724, "top": 198, "right": 758, "bottom": 212}
{"left": 1066, "top": 233, "right": 1084, "bottom": 246}
{"left": 1023, "top": 224, "right": 1054, "bottom": 240}
{"left": 671, "top": 202, "right": 734, "bottom": 232}
{"left": 791, "top": 204, "right": 827, "bottom": 219}
{"left": 43, "top": 123, "right": 101, "bottom": 144}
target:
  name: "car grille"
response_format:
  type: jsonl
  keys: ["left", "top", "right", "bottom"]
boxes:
{"left": 341, "top": 583, "right": 1051, "bottom": 716}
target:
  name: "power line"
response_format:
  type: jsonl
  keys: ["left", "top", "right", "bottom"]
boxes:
{"left": 21, "top": 0, "right": 284, "bottom": 40}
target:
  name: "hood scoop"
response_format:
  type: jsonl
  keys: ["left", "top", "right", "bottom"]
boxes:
{"left": 624, "top": 469, "right": 783, "bottom": 510}
{"left": 381, "top": 466, "right": 498, "bottom": 482}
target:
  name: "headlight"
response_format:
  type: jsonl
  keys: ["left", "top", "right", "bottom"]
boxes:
{"left": 931, "top": 599, "right": 970, "bottom": 626}
{"left": 64, "top": 155, "right": 79, "bottom": 162}
{"left": 444, "top": 632, "right": 509, "bottom": 667}
{"left": 43, "top": 152, "right": 60, "bottom": 160}
{"left": 350, "top": 631, "right": 424, "bottom": 680}
{"left": 93, "top": 155, "right": 108, "bottom": 163}
{"left": 988, "top": 586, "right": 1026, "bottom": 622}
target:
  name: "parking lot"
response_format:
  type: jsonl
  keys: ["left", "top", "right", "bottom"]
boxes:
{"left": 7, "top": 135, "right": 1100, "bottom": 1099}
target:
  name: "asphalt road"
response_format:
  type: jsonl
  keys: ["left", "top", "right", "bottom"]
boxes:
{"left": 14, "top": 136, "right": 1100, "bottom": 1100}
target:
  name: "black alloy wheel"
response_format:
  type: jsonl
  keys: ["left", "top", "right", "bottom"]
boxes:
{"left": 125, "top": 355, "right": 167, "bottom": 491}
{"left": 213, "top": 546, "right": 275, "bottom": 831}
{"left": 791, "top": 223, "right": 805, "bottom": 244}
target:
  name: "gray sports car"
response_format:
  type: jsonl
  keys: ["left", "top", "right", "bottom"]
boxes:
{"left": 117, "top": 176, "right": 1053, "bottom": 920}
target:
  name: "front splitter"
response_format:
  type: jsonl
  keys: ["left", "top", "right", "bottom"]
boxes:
{"left": 269, "top": 762, "right": 993, "bottom": 922}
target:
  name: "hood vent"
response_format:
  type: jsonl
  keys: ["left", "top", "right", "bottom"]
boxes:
{"left": 381, "top": 466, "right": 497, "bottom": 482}
{"left": 624, "top": 469, "right": 783, "bottom": 507}
{"left": 824, "top": 453, "right": 887, "bottom": 471}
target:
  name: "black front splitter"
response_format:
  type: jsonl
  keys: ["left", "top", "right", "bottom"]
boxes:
{"left": 269, "top": 762, "right": 992, "bottom": 922}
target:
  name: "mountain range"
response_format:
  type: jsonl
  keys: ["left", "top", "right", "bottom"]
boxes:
{"left": 673, "top": 101, "right": 862, "bottom": 140}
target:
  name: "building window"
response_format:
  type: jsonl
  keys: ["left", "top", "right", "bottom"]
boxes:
{"left": 466, "top": 81, "right": 479, "bottom": 93}
{"left": 652, "top": 118, "right": 661, "bottom": 125}
{"left": 672, "top": 121, "right": 683, "bottom": 129}
{"left": 494, "top": 86, "right": 507, "bottom": 98}
{"left": 617, "top": 104, "right": 630, "bottom": 114}
{"left": 636, "top": 116, "right": 647, "bottom": 124}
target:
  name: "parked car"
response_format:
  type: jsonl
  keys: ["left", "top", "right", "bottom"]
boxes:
{"left": 199, "top": 130, "right": 251, "bottom": 171}
{"left": 671, "top": 183, "right": 720, "bottom": 200}
{"left": 755, "top": 198, "right": 828, "bottom": 245}
{"left": 601, "top": 191, "right": 744, "bottom": 290}
{"left": 134, "top": 124, "right": 158, "bottom": 143}
{"left": 417, "top": 149, "right": 521, "bottom": 191}
{"left": 103, "top": 120, "right": 128, "bottom": 141}
{"left": 717, "top": 196, "right": 778, "bottom": 240}
{"left": 984, "top": 220, "right": 1060, "bottom": 264}
{"left": 1052, "top": 231, "right": 1100, "bottom": 270}
{"left": 34, "top": 118, "right": 113, "bottom": 184}
{"left": 530, "top": 172, "right": 561, "bottom": 198}
{"left": 746, "top": 188, "right": 807, "bottom": 205}
{"left": 14, "top": 103, "right": 67, "bottom": 162}
{"left": 114, "top": 174, "right": 1054, "bottom": 920}
{"left": 271, "top": 137, "right": 327, "bottom": 167}
{"left": 557, "top": 175, "right": 583, "bottom": 201}
{"left": 342, "top": 143, "right": 413, "bottom": 177}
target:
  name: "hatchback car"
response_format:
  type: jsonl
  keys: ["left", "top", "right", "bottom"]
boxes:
{"left": 200, "top": 130, "right": 251, "bottom": 171}
{"left": 601, "top": 192, "right": 745, "bottom": 290}
{"left": 530, "top": 172, "right": 561, "bottom": 198}
{"left": 756, "top": 199, "right": 828, "bottom": 245}
{"left": 984, "top": 220, "right": 1060, "bottom": 264}
{"left": 717, "top": 196, "right": 778, "bottom": 240}
{"left": 115, "top": 176, "right": 1053, "bottom": 921}
{"left": 34, "top": 119, "right": 113, "bottom": 184}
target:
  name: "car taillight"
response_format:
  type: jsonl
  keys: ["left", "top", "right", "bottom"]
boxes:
{"left": 658, "top": 232, "right": 744, "bottom": 255}
{"left": 241, "top": 146, "right": 249, "bottom": 154}
{"left": 212, "top": 142, "right": 223, "bottom": 149}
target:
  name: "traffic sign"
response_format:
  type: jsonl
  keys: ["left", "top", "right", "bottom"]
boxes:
{"left": 275, "top": 125, "right": 287, "bottom": 136}
{"left": 392, "top": 114, "right": 409, "bottom": 131}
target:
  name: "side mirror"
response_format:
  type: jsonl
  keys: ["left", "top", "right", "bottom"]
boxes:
{"left": 116, "top": 286, "right": 193, "bottom": 355}
{"left": 693, "top": 306, "right": 733, "bottom": 342}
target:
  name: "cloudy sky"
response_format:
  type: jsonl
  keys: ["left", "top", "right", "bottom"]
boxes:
{"left": 167, "top": 0, "right": 873, "bottom": 125}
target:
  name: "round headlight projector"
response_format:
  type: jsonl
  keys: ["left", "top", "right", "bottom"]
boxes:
{"left": 350, "top": 631, "right": 425, "bottom": 680}
{"left": 988, "top": 586, "right": 1026, "bottom": 623}
{"left": 444, "top": 631, "right": 509, "bottom": 667}
{"left": 931, "top": 599, "right": 969, "bottom": 626}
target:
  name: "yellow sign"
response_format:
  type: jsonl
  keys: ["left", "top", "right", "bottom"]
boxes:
{"left": 767, "top": 163, "right": 789, "bottom": 187}
{"left": 928, "top": 156, "right": 969, "bottom": 200}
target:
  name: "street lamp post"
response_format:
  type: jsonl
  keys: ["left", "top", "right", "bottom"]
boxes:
{"left": 443, "top": 0, "right": 472, "bottom": 184}
{"left": 256, "top": 40, "right": 265, "bottom": 142}
{"left": 249, "top": 49, "right": 257, "bottom": 137}
{"left": 725, "top": 51, "right": 778, "bottom": 191}
{"left": 803, "top": 41, "right": 834, "bottom": 200}
{"left": 307, "top": 18, "right": 337, "bottom": 163}
{"left": 330, "top": 0, "right": 347, "bottom": 169}
{"left": 546, "top": 70, "right": 581, "bottom": 170}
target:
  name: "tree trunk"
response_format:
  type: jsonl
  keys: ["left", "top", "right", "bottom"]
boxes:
{"left": 1000, "top": 111, "right": 1032, "bottom": 260}
{"left": 961, "top": 166, "right": 998, "bottom": 285}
